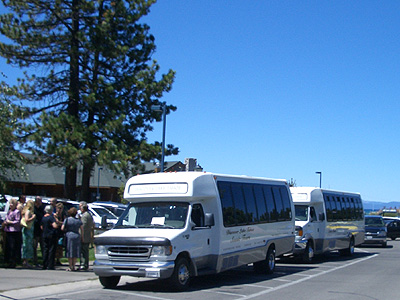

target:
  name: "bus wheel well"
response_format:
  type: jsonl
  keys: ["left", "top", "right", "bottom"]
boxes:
{"left": 175, "top": 252, "right": 195, "bottom": 276}
{"left": 254, "top": 244, "right": 276, "bottom": 274}
{"left": 301, "top": 239, "right": 315, "bottom": 263}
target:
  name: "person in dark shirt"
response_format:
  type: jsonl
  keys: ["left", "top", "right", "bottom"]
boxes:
{"left": 41, "top": 205, "right": 58, "bottom": 270}
{"left": 33, "top": 196, "right": 45, "bottom": 266}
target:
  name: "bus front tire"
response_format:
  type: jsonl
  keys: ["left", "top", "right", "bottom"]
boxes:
{"left": 169, "top": 257, "right": 191, "bottom": 291}
{"left": 302, "top": 241, "right": 314, "bottom": 263}
{"left": 99, "top": 276, "right": 120, "bottom": 289}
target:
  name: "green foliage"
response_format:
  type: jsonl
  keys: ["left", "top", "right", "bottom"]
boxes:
{"left": 0, "top": 0, "right": 178, "bottom": 199}
{"left": 0, "top": 79, "right": 27, "bottom": 193}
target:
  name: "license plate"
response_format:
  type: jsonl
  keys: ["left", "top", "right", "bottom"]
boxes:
{"left": 366, "top": 236, "right": 372, "bottom": 239}
{"left": 146, "top": 269, "right": 161, "bottom": 278}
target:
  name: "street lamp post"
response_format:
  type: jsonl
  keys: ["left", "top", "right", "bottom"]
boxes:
{"left": 97, "top": 167, "right": 103, "bottom": 200}
{"left": 315, "top": 171, "right": 322, "bottom": 188}
{"left": 151, "top": 102, "right": 167, "bottom": 172}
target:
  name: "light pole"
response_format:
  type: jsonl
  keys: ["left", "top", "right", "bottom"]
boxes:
{"left": 315, "top": 171, "right": 322, "bottom": 188}
{"left": 97, "top": 167, "right": 103, "bottom": 200}
{"left": 151, "top": 102, "right": 167, "bottom": 172}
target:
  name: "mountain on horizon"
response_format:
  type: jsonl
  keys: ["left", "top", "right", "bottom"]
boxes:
{"left": 363, "top": 200, "right": 400, "bottom": 211}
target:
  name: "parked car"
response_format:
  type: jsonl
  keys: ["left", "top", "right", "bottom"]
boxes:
{"left": 0, "top": 195, "right": 12, "bottom": 223}
{"left": 92, "top": 201, "right": 127, "bottom": 217}
{"left": 43, "top": 198, "right": 118, "bottom": 234}
{"left": 383, "top": 218, "right": 400, "bottom": 240}
{"left": 88, "top": 203, "right": 118, "bottom": 234}
{"left": 363, "top": 215, "right": 387, "bottom": 247}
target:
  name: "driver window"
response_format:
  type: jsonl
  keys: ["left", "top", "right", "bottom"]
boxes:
{"left": 191, "top": 204, "right": 205, "bottom": 227}
{"left": 310, "top": 207, "right": 317, "bottom": 222}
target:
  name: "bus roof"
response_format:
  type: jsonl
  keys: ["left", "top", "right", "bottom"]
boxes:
{"left": 290, "top": 186, "right": 361, "bottom": 197}
{"left": 124, "top": 172, "right": 288, "bottom": 201}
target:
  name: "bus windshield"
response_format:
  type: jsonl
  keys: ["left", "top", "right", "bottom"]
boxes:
{"left": 295, "top": 205, "right": 309, "bottom": 221}
{"left": 116, "top": 202, "right": 189, "bottom": 229}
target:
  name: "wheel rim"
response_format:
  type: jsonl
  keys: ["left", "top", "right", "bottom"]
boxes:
{"left": 350, "top": 242, "right": 355, "bottom": 254}
{"left": 308, "top": 244, "right": 314, "bottom": 261}
{"left": 178, "top": 263, "right": 190, "bottom": 285}
{"left": 268, "top": 252, "right": 275, "bottom": 270}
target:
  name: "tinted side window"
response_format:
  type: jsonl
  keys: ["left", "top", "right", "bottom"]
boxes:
{"left": 254, "top": 185, "right": 269, "bottom": 222}
{"left": 272, "top": 187, "right": 284, "bottom": 221}
{"left": 218, "top": 182, "right": 236, "bottom": 226}
{"left": 231, "top": 184, "right": 248, "bottom": 225}
{"left": 264, "top": 186, "right": 277, "bottom": 222}
{"left": 243, "top": 184, "right": 258, "bottom": 224}
{"left": 324, "top": 194, "right": 333, "bottom": 222}
{"left": 341, "top": 197, "right": 348, "bottom": 220}
{"left": 280, "top": 187, "right": 292, "bottom": 220}
{"left": 335, "top": 196, "right": 343, "bottom": 220}
{"left": 349, "top": 198, "right": 356, "bottom": 221}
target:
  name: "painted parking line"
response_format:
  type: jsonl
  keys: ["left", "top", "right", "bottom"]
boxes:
{"left": 240, "top": 254, "right": 378, "bottom": 300}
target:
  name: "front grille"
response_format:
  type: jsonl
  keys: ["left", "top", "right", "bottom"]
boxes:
{"left": 108, "top": 246, "right": 152, "bottom": 262}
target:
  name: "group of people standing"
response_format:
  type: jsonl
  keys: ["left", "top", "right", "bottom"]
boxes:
{"left": 2, "top": 196, "right": 94, "bottom": 272}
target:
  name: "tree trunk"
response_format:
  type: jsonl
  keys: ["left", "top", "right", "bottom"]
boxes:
{"left": 64, "top": 166, "right": 77, "bottom": 200}
{"left": 81, "top": 162, "right": 94, "bottom": 202}
{"left": 64, "top": 0, "right": 80, "bottom": 200}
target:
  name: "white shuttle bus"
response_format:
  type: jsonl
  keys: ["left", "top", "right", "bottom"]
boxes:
{"left": 290, "top": 187, "right": 364, "bottom": 262}
{"left": 94, "top": 172, "right": 295, "bottom": 290}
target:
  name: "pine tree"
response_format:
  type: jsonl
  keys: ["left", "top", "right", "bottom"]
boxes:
{"left": 0, "top": 0, "right": 177, "bottom": 200}
{"left": 0, "top": 76, "right": 27, "bottom": 194}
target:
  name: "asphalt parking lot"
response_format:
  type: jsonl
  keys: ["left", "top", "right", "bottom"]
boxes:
{"left": 2, "top": 241, "right": 400, "bottom": 300}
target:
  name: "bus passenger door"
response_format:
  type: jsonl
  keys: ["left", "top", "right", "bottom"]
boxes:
{"left": 188, "top": 203, "right": 215, "bottom": 272}
{"left": 310, "top": 205, "right": 325, "bottom": 253}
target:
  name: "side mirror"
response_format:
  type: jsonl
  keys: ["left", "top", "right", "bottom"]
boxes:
{"left": 204, "top": 213, "right": 215, "bottom": 227}
{"left": 101, "top": 215, "right": 108, "bottom": 229}
{"left": 319, "top": 213, "right": 325, "bottom": 221}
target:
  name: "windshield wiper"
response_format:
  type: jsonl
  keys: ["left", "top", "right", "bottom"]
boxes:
{"left": 138, "top": 224, "right": 175, "bottom": 229}
{"left": 114, "top": 225, "right": 138, "bottom": 229}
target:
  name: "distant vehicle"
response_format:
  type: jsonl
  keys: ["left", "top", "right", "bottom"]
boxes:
{"left": 363, "top": 215, "right": 387, "bottom": 247}
{"left": 291, "top": 187, "right": 365, "bottom": 262}
{"left": 88, "top": 203, "right": 118, "bottom": 233}
{"left": 383, "top": 217, "right": 400, "bottom": 240}
{"left": 0, "top": 195, "right": 13, "bottom": 223}
{"left": 93, "top": 201, "right": 127, "bottom": 217}
{"left": 42, "top": 198, "right": 119, "bottom": 233}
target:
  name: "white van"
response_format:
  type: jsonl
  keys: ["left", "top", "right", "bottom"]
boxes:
{"left": 290, "top": 187, "right": 364, "bottom": 262}
{"left": 0, "top": 195, "right": 12, "bottom": 222}
{"left": 94, "top": 172, "right": 295, "bottom": 290}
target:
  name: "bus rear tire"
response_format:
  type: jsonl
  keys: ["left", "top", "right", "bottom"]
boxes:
{"left": 339, "top": 237, "right": 354, "bottom": 256}
{"left": 99, "top": 276, "right": 120, "bottom": 289}
{"left": 254, "top": 247, "right": 276, "bottom": 274}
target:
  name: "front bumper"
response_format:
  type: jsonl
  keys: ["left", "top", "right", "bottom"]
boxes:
{"left": 93, "top": 260, "right": 175, "bottom": 279}
{"left": 292, "top": 238, "right": 307, "bottom": 254}
{"left": 362, "top": 235, "right": 386, "bottom": 245}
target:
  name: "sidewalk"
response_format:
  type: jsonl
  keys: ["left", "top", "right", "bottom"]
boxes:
{"left": 0, "top": 262, "right": 98, "bottom": 293}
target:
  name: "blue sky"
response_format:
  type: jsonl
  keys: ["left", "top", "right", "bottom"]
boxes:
{"left": 1, "top": 1, "right": 400, "bottom": 203}
{"left": 142, "top": 1, "right": 400, "bottom": 203}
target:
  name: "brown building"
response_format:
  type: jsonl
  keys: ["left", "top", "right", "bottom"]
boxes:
{"left": 4, "top": 154, "right": 197, "bottom": 202}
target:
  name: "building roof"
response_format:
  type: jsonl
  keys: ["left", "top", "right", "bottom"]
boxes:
{"left": 6, "top": 153, "right": 187, "bottom": 189}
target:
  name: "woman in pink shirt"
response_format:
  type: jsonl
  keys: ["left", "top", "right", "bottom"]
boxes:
{"left": 3, "top": 198, "right": 22, "bottom": 268}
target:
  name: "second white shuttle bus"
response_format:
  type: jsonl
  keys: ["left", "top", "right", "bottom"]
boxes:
{"left": 94, "top": 172, "right": 295, "bottom": 290}
{"left": 290, "top": 187, "right": 364, "bottom": 262}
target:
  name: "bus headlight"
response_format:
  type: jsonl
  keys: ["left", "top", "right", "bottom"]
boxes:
{"left": 151, "top": 245, "right": 173, "bottom": 257}
{"left": 95, "top": 245, "right": 107, "bottom": 255}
